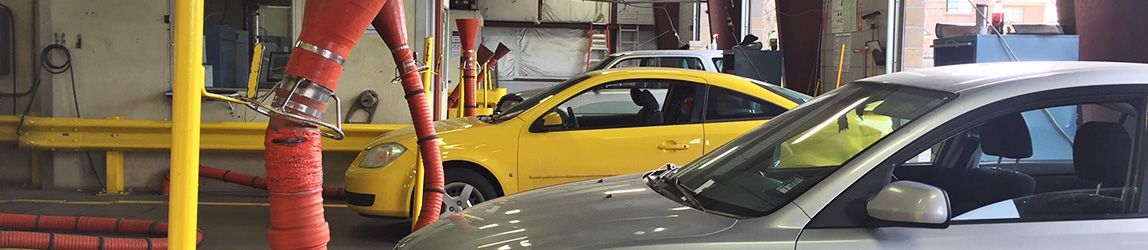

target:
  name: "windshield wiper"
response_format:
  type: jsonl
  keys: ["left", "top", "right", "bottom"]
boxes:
{"left": 665, "top": 176, "right": 706, "bottom": 212}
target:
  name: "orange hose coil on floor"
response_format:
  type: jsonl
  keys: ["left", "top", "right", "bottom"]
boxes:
{"left": 0, "top": 213, "right": 203, "bottom": 250}
{"left": 157, "top": 165, "right": 345, "bottom": 200}
{"left": 372, "top": 0, "right": 446, "bottom": 231}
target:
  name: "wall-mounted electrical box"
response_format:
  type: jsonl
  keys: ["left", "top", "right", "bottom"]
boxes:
{"left": 0, "top": 6, "right": 12, "bottom": 76}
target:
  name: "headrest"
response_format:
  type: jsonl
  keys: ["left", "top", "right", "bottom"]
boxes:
{"left": 1073, "top": 122, "right": 1131, "bottom": 185}
{"left": 630, "top": 87, "right": 642, "bottom": 106}
{"left": 980, "top": 113, "right": 1033, "bottom": 159}
{"left": 639, "top": 90, "right": 659, "bottom": 109}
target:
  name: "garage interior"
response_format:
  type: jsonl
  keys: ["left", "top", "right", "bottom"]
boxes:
{"left": 0, "top": 0, "right": 1145, "bottom": 249}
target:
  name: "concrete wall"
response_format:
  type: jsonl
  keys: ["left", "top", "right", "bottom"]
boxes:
{"left": 2, "top": 0, "right": 688, "bottom": 192}
{"left": 0, "top": 0, "right": 423, "bottom": 192}
{"left": 818, "top": 0, "right": 891, "bottom": 94}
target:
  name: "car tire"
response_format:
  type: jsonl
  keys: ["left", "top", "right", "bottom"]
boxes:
{"left": 440, "top": 168, "right": 499, "bottom": 217}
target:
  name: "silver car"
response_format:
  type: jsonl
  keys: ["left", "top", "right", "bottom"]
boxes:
{"left": 396, "top": 61, "right": 1148, "bottom": 250}
{"left": 588, "top": 50, "right": 725, "bottom": 73}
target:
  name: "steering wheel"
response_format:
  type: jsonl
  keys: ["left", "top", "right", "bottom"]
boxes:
{"left": 565, "top": 107, "right": 580, "bottom": 128}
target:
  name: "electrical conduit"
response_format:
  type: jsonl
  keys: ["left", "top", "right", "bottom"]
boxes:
{"left": 371, "top": 0, "right": 446, "bottom": 230}
{"left": 265, "top": 0, "right": 386, "bottom": 249}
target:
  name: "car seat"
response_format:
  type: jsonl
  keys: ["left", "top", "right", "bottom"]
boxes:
{"left": 631, "top": 88, "right": 663, "bottom": 125}
{"left": 1016, "top": 121, "right": 1130, "bottom": 217}
{"left": 894, "top": 113, "right": 1037, "bottom": 215}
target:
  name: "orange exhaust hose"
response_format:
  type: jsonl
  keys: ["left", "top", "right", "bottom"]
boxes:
{"left": 372, "top": 0, "right": 446, "bottom": 231}
{"left": 264, "top": 124, "right": 330, "bottom": 250}
{"left": 456, "top": 19, "right": 482, "bottom": 117}
{"left": 284, "top": 0, "right": 387, "bottom": 90}
{"left": 157, "top": 165, "right": 345, "bottom": 200}
{"left": 268, "top": 0, "right": 388, "bottom": 249}
{"left": 0, "top": 213, "right": 203, "bottom": 250}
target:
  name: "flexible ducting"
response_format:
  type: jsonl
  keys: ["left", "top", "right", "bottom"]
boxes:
{"left": 0, "top": 213, "right": 203, "bottom": 250}
{"left": 448, "top": 45, "right": 494, "bottom": 109}
{"left": 157, "top": 165, "right": 345, "bottom": 200}
{"left": 371, "top": 0, "right": 446, "bottom": 231}
{"left": 456, "top": 19, "right": 481, "bottom": 116}
{"left": 266, "top": 0, "right": 387, "bottom": 249}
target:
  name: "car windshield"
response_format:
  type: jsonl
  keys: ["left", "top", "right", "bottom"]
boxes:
{"left": 490, "top": 75, "right": 590, "bottom": 123}
{"left": 664, "top": 83, "right": 952, "bottom": 218}
{"left": 587, "top": 55, "right": 619, "bottom": 71}
{"left": 752, "top": 80, "right": 811, "bottom": 104}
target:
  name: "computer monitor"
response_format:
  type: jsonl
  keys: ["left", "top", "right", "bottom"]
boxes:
{"left": 258, "top": 52, "right": 291, "bottom": 88}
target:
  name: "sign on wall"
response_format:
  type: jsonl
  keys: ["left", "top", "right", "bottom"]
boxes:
{"left": 834, "top": 33, "right": 852, "bottom": 72}
{"left": 831, "top": 0, "right": 858, "bottom": 33}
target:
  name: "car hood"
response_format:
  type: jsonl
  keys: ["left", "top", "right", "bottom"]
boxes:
{"left": 367, "top": 116, "right": 492, "bottom": 146}
{"left": 396, "top": 174, "right": 738, "bottom": 250}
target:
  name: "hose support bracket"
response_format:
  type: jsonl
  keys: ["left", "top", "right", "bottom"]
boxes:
{"left": 245, "top": 74, "right": 346, "bottom": 140}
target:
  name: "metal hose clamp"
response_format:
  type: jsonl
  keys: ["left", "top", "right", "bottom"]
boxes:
{"left": 295, "top": 41, "right": 346, "bottom": 65}
{"left": 245, "top": 74, "right": 345, "bottom": 140}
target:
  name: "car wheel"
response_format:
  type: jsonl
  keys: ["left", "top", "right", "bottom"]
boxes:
{"left": 440, "top": 168, "right": 498, "bottom": 218}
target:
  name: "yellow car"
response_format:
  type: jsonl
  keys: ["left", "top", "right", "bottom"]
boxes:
{"left": 343, "top": 68, "right": 810, "bottom": 217}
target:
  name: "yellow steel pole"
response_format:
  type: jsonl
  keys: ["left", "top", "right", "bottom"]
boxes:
{"left": 835, "top": 43, "right": 846, "bottom": 89}
{"left": 410, "top": 158, "right": 425, "bottom": 230}
{"left": 422, "top": 37, "right": 435, "bottom": 107}
{"left": 170, "top": 0, "right": 204, "bottom": 248}
{"left": 481, "top": 62, "right": 488, "bottom": 109}
{"left": 411, "top": 37, "right": 434, "bottom": 230}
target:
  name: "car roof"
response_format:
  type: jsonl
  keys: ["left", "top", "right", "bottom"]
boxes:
{"left": 581, "top": 67, "right": 802, "bottom": 104}
{"left": 862, "top": 61, "right": 1148, "bottom": 94}
{"left": 611, "top": 50, "right": 724, "bottom": 58}
{"left": 586, "top": 67, "right": 760, "bottom": 87}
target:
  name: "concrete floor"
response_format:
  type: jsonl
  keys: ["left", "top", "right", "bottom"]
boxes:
{"left": 0, "top": 188, "right": 409, "bottom": 249}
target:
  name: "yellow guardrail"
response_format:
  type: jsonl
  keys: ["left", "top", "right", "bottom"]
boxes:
{"left": 1, "top": 115, "right": 403, "bottom": 152}
{"left": 0, "top": 114, "right": 404, "bottom": 197}
{"left": 0, "top": 115, "right": 16, "bottom": 143}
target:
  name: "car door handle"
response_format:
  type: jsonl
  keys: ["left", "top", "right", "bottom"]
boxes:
{"left": 658, "top": 143, "right": 690, "bottom": 150}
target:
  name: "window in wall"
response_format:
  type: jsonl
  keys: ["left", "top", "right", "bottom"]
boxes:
{"left": 947, "top": 0, "right": 973, "bottom": 13}
{"left": 1004, "top": 7, "right": 1024, "bottom": 23}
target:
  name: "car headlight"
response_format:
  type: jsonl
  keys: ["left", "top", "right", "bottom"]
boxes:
{"left": 359, "top": 142, "right": 407, "bottom": 169}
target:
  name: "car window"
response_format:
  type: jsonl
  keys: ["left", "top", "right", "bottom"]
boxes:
{"left": 544, "top": 80, "right": 703, "bottom": 131}
{"left": 713, "top": 57, "right": 724, "bottom": 72}
{"left": 978, "top": 106, "right": 1077, "bottom": 162}
{"left": 609, "top": 57, "right": 704, "bottom": 70}
{"left": 613, "top": 58, "right": 642, "bottom": 68}
{"left": 705, "top": 86, "right": 787, "bottom": 121}
{"left": 890, "top": 101, "right": 1144, "bottom": 222}
{"left": 654, "top": 57, "right": 704, "bottom": 70}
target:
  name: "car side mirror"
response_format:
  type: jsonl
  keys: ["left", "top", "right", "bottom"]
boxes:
{"left": 866, "top": 181, "right": 951, "bottom": 228}
{"left": 542, "top": 112, "right": 563, "bottom": 127}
